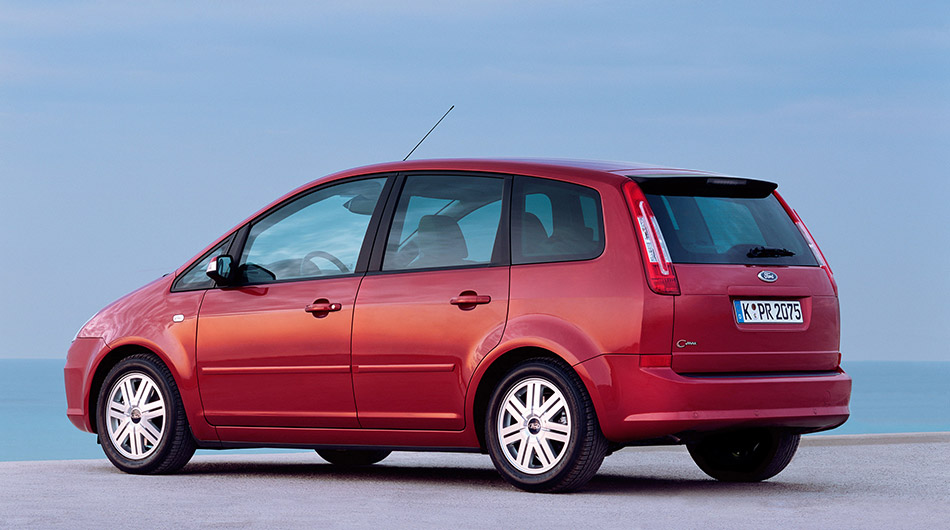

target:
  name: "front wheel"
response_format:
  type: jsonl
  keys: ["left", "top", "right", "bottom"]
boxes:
{"left": 316, "top": 449, "right": 391, "bottom": 466}
{"left": 485, "top": 358, "right": 607, "bottom": 493}
{"left": 687, "top": 428, "right": 800, "bottom": 482}
{"left": 96, "top": 354, "right": 196, "bottom": 474}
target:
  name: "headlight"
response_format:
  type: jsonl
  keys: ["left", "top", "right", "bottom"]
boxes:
{"left": 73, "top": 313, "right": 98, "bottom": 342}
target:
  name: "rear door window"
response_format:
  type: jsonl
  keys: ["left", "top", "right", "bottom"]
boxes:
{"left": 382, "top": 175, "right": 506, "bottom": 271}
{"left": 645, "top": 191, "right": 817, "bottom": 266}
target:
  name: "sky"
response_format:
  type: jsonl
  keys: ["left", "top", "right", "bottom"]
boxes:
{"left": 1, "top": 1, "right": 947, "bottom": 361}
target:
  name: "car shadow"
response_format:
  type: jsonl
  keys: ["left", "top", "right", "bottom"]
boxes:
{"left": 173, "top": 459, "right": 825, "bottom": 495}
{"left": 583, "top": 471, "right": 824, "bottom": 495}
{"left": 177, "top": 460, "right": 505, "bottom": 488}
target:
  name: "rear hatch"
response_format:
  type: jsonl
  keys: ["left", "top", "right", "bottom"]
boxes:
{"left": 637, "top": 176, "right": 839, "bottom": 374}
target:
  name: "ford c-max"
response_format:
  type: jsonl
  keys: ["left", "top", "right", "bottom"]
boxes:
{"left": 65, "top": 158, "right": 851, "bottom": 492}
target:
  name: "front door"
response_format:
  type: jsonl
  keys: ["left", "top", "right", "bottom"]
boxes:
{"left": 196, "top": 177, "right": 388, "bottom": 428}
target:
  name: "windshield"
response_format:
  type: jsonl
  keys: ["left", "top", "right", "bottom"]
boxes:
{"left": 644, "top": 192, "right": 818, "bottom": 266}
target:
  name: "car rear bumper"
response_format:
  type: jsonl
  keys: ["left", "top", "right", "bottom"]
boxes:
{"left": 575, "top": 354, "right": 851, "bottom": 443}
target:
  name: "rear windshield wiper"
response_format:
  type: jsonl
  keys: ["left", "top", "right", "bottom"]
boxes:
{"left": 747, "top": 246, "right": 796, "bottom": 258}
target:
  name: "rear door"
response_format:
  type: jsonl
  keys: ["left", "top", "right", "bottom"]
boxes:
{"left": 351, "top": 173, "right": 509, "bottom": 430}
{"left": 640, "top": 177, "right": 839, "bottom": 373}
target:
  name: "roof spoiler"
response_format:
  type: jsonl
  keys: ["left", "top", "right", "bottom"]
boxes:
{"left": 629, "top": 176, "right": 777, "bottom": 199}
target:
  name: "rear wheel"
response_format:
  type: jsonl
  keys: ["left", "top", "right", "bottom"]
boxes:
{"left": 316, "top": 449, "right": 391, "bottom": 466}
{"left": 687, "top": 428, "right": 800, "bottom": 482}
{"left": 485, "top": 358, "right": 607, "bottom": 493}
{"left": 96, "top": 354, "right": 196, "bottom": 474}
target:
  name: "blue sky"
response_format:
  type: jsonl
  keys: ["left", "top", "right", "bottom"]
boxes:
{"left": 1, "top": 1, "right": 947, "bottom": 360}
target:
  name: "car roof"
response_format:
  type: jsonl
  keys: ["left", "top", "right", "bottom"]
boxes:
{"left": 322, "top": 158, "right": 723, "bottom": 181}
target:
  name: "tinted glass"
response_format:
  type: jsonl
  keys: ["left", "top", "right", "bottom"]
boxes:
{"left": 172, "top": 236, "right": 233, "bottom": 291}
{"left": 645, "top": 192, "right": 818, "bottom": 266}
{"left": 238, "top": 178, "right": 386, "bottom": 283}
{"left": 512, "top": 177, "right": 604, "bottom": 265}
{"left": 383, "top": 175, "right": 504, "bottom": 270}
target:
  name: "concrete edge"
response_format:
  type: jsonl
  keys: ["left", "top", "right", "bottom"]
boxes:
{"left": 617, "top": 432, "right": 950, "bottom": 452}
{"left": 801, "top": 431, "right": 950, "bottom": 446}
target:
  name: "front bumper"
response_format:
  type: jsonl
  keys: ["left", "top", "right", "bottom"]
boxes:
{"left": 64, "top": 337, "right": 109, "bottom": 433}
{"left": 576, "top": 354, "right": 851, "bottom": 443}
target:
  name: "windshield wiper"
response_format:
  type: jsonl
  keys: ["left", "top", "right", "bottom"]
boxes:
{"left": 747, "top": 246, "right": 795, "bottom": 258}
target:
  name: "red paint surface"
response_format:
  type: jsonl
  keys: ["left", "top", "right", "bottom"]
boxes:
{"left": 196, "top": 277, "right": 361, "bottom": 428}
{"left": 352, "top": 267, "right": 508, "bottom": 430}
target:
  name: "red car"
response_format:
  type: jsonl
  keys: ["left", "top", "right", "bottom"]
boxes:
{"left": 64, "top": 158, "right": 850, "bottom": 492}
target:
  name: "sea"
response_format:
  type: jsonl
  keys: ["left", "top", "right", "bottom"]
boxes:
{"left": 1, "top": 359, "right": 947, "bottom": 462}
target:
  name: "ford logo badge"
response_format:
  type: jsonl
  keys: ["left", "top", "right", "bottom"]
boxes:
{"left": 757, "top": 270, "right": 778, "bottom": 283}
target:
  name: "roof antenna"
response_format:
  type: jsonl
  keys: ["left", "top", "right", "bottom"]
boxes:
{"left": 403, "top": 105, "right": 454, "bottom": 161}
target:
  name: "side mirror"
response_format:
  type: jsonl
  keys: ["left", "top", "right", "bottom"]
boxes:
{"left": 206, "top": 255, "right": 233, "bottom": 285}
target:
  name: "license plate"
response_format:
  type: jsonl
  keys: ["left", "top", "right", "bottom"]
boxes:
{"left": 733, "top": 300, "right": 803, "bottom": 324}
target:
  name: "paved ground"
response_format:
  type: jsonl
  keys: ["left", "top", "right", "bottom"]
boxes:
{"left": 2, "top": 433, "right": 948, "bottom": 529}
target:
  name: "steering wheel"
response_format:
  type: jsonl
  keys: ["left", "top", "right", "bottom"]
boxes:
{"left": 301, "top": 250, "right": 349, "bottom": 275}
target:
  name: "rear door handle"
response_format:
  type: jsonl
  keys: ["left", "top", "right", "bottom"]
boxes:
{"left": 450, "top": 294, "right": 491, "bottom": 306}
{"left": 305, "top": 301, "right": 342, "bottom": 313}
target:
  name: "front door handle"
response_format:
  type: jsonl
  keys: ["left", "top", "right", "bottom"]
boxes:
{"left": 450, "top": 295, "right": 491, "bottom": 305}
{"left": 305, "top": 300, "right": 342, "bottom": 315}
{"left": 450, "top": 291, "right": 491, "bottom": 309}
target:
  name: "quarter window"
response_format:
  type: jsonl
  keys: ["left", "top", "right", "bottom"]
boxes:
{"left": 513, "top": 178, "right": 604, "bottom": 264}
{"left": 172, "top": 236, "right": 233, "bottom": 291}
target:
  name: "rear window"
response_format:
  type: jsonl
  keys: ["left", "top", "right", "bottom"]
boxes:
{"left": 644, "top": 192, "right": 818, "bottom": 266}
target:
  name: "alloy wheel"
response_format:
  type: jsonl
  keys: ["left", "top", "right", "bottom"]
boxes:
{"left": 105, "top": 371, "right": 166, "bottom": 460}
{"left": 496, "top": 377, "right": 573, "bottom": 475}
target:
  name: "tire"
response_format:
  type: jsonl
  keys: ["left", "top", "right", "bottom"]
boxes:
{"left": 316, "top": 449, "right": 392, "bottom": 466}
{"left": 687, "top": 428, "right": 800, "bottom": 482}
{"left": 485, "top": 358, "right": 607, "bottom": 493}
{"left": 96, "top": 353, "right": 196, "bottom": 474}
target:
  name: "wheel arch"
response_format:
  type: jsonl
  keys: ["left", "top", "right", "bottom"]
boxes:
{"left": 468, "top": 315, "right": 607, "bottom": 451}
{"left": 87, "top": 343, "right": 169, "bottom": 434}
{"left": 470, "top": 346, "right": 594, "bottom": 452}
{"left": 86, "top": 337, "right": 210, "bottom": 440}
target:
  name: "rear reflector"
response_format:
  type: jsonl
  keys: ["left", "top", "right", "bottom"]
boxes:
{"left": 623, "top": 181, "right": 680, "bottom": 295}
{"left": 640, "top": 354, "right": 672, "bottom": 367}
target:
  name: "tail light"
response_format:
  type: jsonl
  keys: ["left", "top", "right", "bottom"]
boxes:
{"left": 774, "top": 192, "right": 837, "bottom": 295}
{"left": 623, "top": 180, "right": 680, "bottom": 295}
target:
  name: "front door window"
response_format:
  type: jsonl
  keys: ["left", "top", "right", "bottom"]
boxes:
{"left": 239, "top": 178, "right": 386, "bottom": 283}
